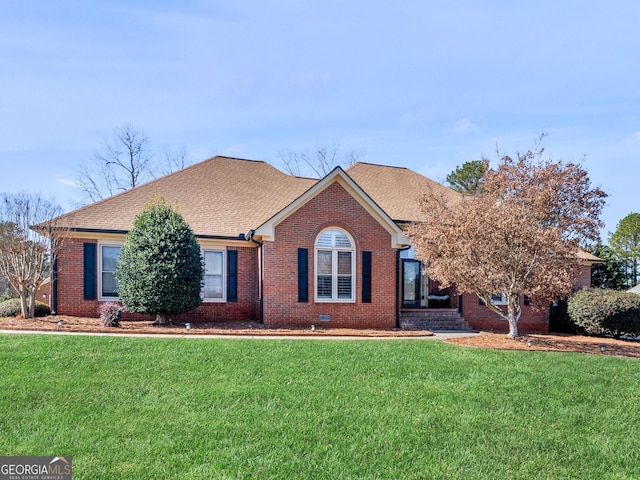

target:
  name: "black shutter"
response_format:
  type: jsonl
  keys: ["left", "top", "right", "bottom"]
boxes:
{"left": 362, "top": 251, "right": 372, "bottom": 303}
{"left": 83, "top": 243, "right": 97, "bottom": 300}
{"left": 227, "top": 250, "right": 238, "bottom": 302}
{"left": 298, "top": 248, "right": 308, "bottom": 302}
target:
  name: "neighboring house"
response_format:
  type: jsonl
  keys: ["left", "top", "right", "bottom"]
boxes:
{"left": 45, "top": 156, "right": 598, "bottom": 333}
{"left": 629, "top": 285, "right": 640, "bottom": 295}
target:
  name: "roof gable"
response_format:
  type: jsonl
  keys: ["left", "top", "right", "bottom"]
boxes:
{"left": 253, "top": 167, "right": 409, "bottom": 248}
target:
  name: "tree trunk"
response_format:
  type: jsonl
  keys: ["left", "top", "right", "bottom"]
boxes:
{"left": 28, "top": 292, "right": 35, "bottom": 319}
{"left": 18, "top": 291, "right": 29, "bottom": 319}
{"left": 507, "top": 303, "right": 519, "bottom": 339}
{"left": 154, "top": 313, "right": 169, "bottom": 325}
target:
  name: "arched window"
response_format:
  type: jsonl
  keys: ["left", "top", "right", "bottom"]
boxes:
{"left": 315, "top": 228, "right": 355, "bottom": 302}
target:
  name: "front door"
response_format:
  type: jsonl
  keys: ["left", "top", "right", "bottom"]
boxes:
{"left": 402, "top": 260, "right": 428, "bottom": 307}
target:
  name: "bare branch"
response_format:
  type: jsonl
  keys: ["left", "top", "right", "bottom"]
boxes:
{"left": 162, "top": 145, "right": 191, "bottom": 175}
{"left": 278, "top": 143, "right": 361, "bottom": 178}
{"left": 75, "top": 125, "right": 155, "bottom": 204}
{"left": 0, "top": 193, "right": 68, "bottom": 318}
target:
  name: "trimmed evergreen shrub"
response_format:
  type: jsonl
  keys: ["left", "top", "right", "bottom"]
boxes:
{"left": 0, "top": 298, "right": 51, "bottom": 318}
{"left": 567, "top": 289, "right": 640, "bottom": 338}
{"left": 98, "top": 302, "right": 123, "bottom": 327}
{"left": 116, "top": 197, "right": 204, "bottom": 324}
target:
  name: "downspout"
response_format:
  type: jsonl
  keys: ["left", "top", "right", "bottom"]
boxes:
{"left": 51, "top": 257, "right": 58, "bottom": 315}
{"left": 50, "top": 235, "right": 58, "bottom": 315}
{"left": 245, "top": 230, "right": 264, "bottom": 324}
{"left": 396, "top": 245, "right": 412, "bottom": 328}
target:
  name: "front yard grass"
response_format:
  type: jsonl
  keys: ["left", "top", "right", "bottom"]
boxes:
{"left": 0, "top": 334, "right": 638, "bottom": 479}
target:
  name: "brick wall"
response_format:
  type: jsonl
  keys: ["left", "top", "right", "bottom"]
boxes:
{"left": 55, "top": 237, "right": 259, "bottom": 322}
{"left": 574, "top": 265, "right": 592, "bottom": 290}
{"left": 460, "top": 292, "right": 549, "bottom": 333}
{"left": 262, "top": 181, "right": 397, "bottom": 328}
{"left": 458, "top": 264, "right": 593, "bottom": 333}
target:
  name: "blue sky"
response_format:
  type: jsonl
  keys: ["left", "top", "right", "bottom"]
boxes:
{"left": 1, "top": 1, "right": 638, "bottom": 240}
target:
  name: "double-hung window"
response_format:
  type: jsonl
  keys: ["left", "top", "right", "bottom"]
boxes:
{"left": 315, "top": 228, "right": 355, "bottom": 302}
{"left": 203, "top": 249, "right": 225, "bottom": 302}
{"left": 99, "top": 243, "right": 122, "bottom": 300}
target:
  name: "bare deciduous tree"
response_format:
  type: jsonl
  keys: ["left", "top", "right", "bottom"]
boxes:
{"left": 406, "top": 143, "right": 607, "bottom": 338}
{"left": 75, "top": 125, "right": 154, "bottom": 203}
{"left": 161, "top": 145, "right": 191, "bottom": 175}
{"left": 278, "top": 144, "right": 361, "bottom": 178}
{"left": 0, "top": 193, "right": 67, "bottom": 318}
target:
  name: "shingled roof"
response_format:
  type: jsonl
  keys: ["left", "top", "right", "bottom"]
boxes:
{"left": 346, "top": 162, "right": 462, "bottom": 223}
{"left": 55, "top": 156, "right": 317, "bottom": 238}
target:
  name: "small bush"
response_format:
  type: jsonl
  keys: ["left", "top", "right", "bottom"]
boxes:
{"left": 567, "top": 289, "right": 640, "bottom": 338}
{"left": 0, "top": 288, "right": 12, "bottom": 303}
{"left": 98, "top": 302, "right": 123, "bottom": 327}
{"left": 0, "top": 298, "right": 51, "bottom": 318}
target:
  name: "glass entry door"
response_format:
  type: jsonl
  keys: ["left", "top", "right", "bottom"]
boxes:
{"left": 403, "top": 259, "right": 421, "bottom": 307}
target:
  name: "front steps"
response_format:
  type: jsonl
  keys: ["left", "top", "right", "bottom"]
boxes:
{"left": 401, "top": 308, "right": 474, "bottom": 332}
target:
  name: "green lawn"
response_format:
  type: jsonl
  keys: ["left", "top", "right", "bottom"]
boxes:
{"left": 0, "top": 334, "right": 638, "bottom": 479}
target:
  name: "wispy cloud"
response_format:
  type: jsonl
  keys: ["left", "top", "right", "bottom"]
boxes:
{"left": 446, "top": 118, "right": 482, "bottom": 136}
{"left": 56, "top": 178, "right": 77, "bottom": 187}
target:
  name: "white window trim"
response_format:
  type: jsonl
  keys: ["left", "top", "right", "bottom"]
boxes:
{"left": 98, "top": 241, "right": 123, "bottom": 301}
{"left": 202, "top": 248, "right": 226, "bottom": 303}
{"left": 314, "top": 228, "right": 356, "bottom": 303}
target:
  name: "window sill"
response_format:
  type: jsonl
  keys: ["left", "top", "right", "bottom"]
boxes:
{"left": 202, "top": 298, "right": 226, "bottom": 303}
{"left": 314, "top": 298, "right": 356, "bottom": 303}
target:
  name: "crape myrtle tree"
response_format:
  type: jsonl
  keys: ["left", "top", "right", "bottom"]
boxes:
{"left": 406, "top": 141, "right": 607, "bottom": 338}
{"left": 0, "top": 193, "right": 66, "bottom": 318}
{"left": 608, "top": 212, "right": 640, "bottom": 288}
{"left": 116, "top": 197, "right": 204, "bottom": 325}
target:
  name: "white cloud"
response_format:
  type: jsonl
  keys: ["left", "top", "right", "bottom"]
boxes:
{"left": 56, "top": 178, "right": 77, "bottom": 187}
{"left": 447, "top": 117, "right": 481, "bottom": 135}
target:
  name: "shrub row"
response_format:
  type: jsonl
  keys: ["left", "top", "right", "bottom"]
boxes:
{"left": 0, "top": 298, "right": 51, "bottom": 318}
{"left": 567, "top": 289, "right": 640, "bottom": 338}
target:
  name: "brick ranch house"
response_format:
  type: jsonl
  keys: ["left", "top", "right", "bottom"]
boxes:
{"left": 45, "top": 156, "right": 599, "bottom": 333}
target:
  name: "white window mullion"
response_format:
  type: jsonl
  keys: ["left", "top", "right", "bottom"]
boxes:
{"left": 332, "top": 250, "right": 338, "bottom": 300}
{"left": 314, "top": 228, "right": 355, "bottom": 303}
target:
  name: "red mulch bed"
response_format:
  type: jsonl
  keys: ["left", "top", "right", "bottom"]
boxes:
{"left": 2, "top": 316, "right": 640, "bottom": 358}
{"left": 444, "top": 332, "right": 640, "bottom": 358}
{"left": 0, "top": 315, "right": 434, "bottom": 338}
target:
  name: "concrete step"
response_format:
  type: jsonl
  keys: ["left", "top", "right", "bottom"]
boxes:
{"left": 400, "top": 308, "right": 474, "bottom": 331}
